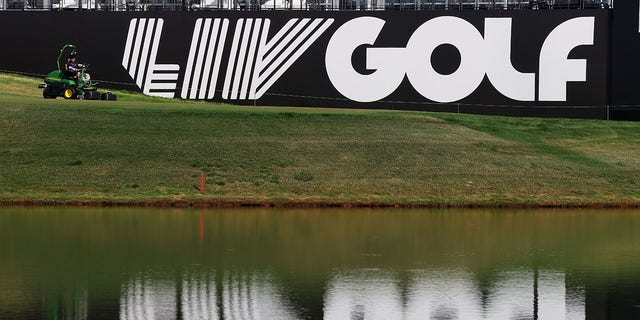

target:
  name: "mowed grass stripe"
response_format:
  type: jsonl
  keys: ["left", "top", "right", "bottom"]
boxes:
{"left": 1, "top": 73, "right": 640, "bottom": 205}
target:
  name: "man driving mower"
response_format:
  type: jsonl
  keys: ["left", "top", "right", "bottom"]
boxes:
{"left": 64, "top": 54, "right": 90, "bottom": 82}
{"left": 40, "top": 44, "right": 116, "bottom": 100}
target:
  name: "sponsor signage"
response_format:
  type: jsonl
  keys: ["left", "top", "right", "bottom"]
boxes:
{"left": 122, "top": 17, "right": 334, "bottom": 100}
{"left": 0, "top": 10, "right": 611, "bottom": 117}
{"left": 325, "top": 16, "right": 593, "bottom": 103}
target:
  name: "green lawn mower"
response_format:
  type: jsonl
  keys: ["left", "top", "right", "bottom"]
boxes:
{"left": 39, "top": 44, "right": 116, "bottom": 101}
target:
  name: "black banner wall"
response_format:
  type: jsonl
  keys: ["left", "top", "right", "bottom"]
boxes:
{"left": 0, "top": 10, "right": 611, "bottom": 118}
{"left": 611, "top": 1, "right": 640, "bottom": 105}
{"left": 610, "top": 1, "right": 640, "bottom": 119}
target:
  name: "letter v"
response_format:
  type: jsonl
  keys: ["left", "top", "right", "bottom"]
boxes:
{"left": 247, "top": 18, "right": 334, "bottom": 100}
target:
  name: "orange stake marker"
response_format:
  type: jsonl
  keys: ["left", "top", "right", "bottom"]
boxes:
{"left": 199, "top": 172, "right": 205, "bottom": 193}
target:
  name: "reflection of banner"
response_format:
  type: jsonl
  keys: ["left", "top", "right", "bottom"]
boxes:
{"left": 120, "top": 276, "right": 177, "bottom": 320}
{"left": 324, "top": 270, "right": 403, "bottom": 320}
{"left": 119, "top": 270, "right": 299, "bottom": 320}
{"left": 323, "top": 269, "right": 585, "bottom": 320}
{"left": 220, "top": 272, "right": 298, "bottom": 320}
{"left": 0, "top": 11, "right": 611, "bottom": 118}
{"left": 181, "top": 271, "right": 218, "bottom": 320}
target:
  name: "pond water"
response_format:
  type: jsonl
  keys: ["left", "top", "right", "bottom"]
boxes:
{"left": 1, "top": 208, "right": 639, "bottom": 319}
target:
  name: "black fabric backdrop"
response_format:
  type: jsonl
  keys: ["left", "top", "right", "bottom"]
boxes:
{"left": 0, "top": 10, "right": 613, "bottom": 118}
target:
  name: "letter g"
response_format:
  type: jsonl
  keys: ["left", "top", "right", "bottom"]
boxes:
{"left": 325, "top": 17, "right": 406, "bottom": 103}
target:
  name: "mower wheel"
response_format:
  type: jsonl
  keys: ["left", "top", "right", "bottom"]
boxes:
{"left": 84, "top": 91, "right": 101, "bottom": 100}
{"left": 101, "top": 92, "right": 117, "bottom": 101}
{"left": 63, "top": 88, "right": 75, "bottom": 99}
{"left": 43, "top": 90, "right": 56, "bottom": 99}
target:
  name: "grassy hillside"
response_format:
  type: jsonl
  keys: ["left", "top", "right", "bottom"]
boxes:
{"left": 1, "top": 72, "right": 640, "bottom": 206}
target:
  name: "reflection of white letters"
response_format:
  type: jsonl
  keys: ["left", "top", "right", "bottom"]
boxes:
{"left": 324, "top": 269, "right": 585, "bottom": 320}
{"left": 181, "top": 271, "right": 218, "bottom": 320}
{"left": 120, "top": 270, "right": 300, "bottom": 320}
{"left": 324, "top": 270, "right": 403, "bottom": 320}
{"left": 119, "top": 276, "right": 177, "bottom": 320}
{"left": 486, "top": 270, "right": 535, "bottom": 319}
{"left": 539, "top": 17, "right": 595, "bottom": 101}
{"left": 405, "top": 270, "right": 482, "bottom": 320}
{"left": 326, "top": 16, "right": 594, "bottom": 103}
{"left": 221, "top": 272, "right": 299, "bottom": 320}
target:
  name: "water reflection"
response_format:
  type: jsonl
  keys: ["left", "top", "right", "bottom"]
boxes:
{"left": 42, "top": 284, "right": 89, "bottom": 320}
{"left": 219, "top": 272, "right": 297, "bottom": 320}
{"left": 181, "top": 271, "right": 217, "bottom": 320}
{"left": 324, "top": 269, "right": 585, "bottom": 320}
{"left": 0, "top": 208, "right": 639, "bottom": 319}
{"left": 120, "top": 270, "right": 298, "bottom": 320}
{"left": 120, "top": 276, "right": 177, "bottom": 320}
{"left": 324, "top": 269, "right": 403, "bottom": 320}
{"left": 405, "top": 270, "right": 482, "bottom": 320}
{"left": 115, "top": 268, "right": 586, "bottom": 319}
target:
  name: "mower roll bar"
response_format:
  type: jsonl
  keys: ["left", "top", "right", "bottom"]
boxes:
{"left": 57, "top": 44, "right": 76, "bottom": 73}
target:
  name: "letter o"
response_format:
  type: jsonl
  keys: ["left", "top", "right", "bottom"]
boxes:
{"left": 405, "top": 16, "right": 487, "bottom": 103}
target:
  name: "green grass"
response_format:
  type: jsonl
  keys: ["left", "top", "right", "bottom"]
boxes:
{"left": 1, "top": 72, "right": 640, "bottom": 205}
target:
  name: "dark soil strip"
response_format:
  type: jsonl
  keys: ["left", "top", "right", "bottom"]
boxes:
{"left": 2, "top": 199, "right": 640, "bottom": 209}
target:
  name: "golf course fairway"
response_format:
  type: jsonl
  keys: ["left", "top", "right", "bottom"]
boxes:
{"left": 1, "top": 73, "right": 640, "bottom": 207}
